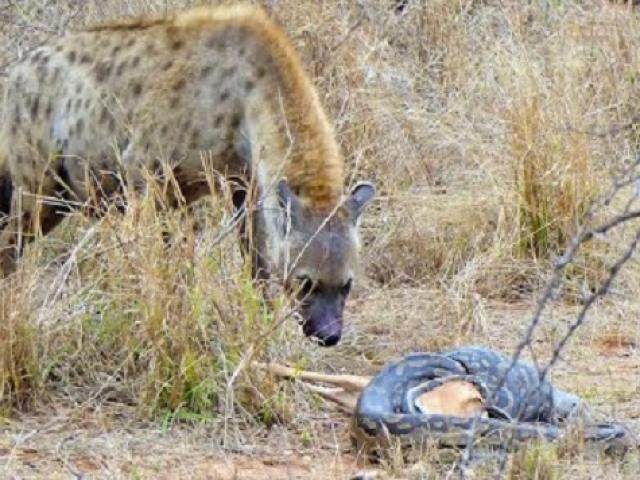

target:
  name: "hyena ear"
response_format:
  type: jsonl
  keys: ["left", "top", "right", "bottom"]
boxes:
{"left": 277, "top": 179, "right": 303, "bottom": 228}
{"left": 346, "top": 181, "right": 375, "bottom": 222}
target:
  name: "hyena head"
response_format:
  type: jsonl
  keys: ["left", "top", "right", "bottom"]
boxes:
{"left": 275, "top": 180, "right": 375, "bottom": 347}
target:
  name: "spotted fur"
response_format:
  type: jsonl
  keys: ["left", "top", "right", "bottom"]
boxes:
{"left": 0, "top": 5, "right": 374, "bottom": 345}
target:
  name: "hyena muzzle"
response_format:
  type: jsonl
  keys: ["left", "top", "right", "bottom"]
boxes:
{"left": 0, "top": 5, "right": 375, "bottom": 346}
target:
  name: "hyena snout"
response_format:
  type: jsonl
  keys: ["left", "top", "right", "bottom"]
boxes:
{"left": 300, "top": 293, "right": 345, "bottom": 347}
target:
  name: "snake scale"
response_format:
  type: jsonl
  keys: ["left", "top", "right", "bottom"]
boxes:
{"left": 352, "top": 346, "right": 628, "bottom": 453}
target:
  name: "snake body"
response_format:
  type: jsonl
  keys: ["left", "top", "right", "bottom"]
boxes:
{"left": 352, "top": 347, "right": 626, "bottom": 452}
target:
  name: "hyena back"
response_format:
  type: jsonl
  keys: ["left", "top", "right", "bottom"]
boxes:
{"left": 0, "top": 5, "right": 374, "bottom": 346}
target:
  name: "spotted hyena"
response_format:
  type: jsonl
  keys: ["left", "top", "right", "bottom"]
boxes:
{"left": 0, "top": 5, "right": 375, "bottom": 346}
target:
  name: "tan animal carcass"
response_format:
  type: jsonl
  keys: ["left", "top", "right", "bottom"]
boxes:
{"left": 0, "top": 5, "right": 374, "bottom": 346}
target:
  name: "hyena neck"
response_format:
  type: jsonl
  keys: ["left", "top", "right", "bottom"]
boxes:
{"left": 178, "top": 6, "right": 347, "bottom": 274}
{"left": 244, "top": 85, "right": 344, "bottom": 274}
{"left": 243, "top": 56, "right": 345, "bottom": 275}
{"left": 227, "top": 10, "right": 344, "bottom": 214}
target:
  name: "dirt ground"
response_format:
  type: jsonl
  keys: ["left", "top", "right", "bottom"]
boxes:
{"left": 2, "top": 289, "right": 640, "bottom": 479}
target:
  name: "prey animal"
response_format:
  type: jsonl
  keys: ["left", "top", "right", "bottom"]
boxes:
{"left": 257, "top": 346, "right": 630, "bottom": 454}
{"left": 0, "top": 5, "right": 375, "bottom": 346}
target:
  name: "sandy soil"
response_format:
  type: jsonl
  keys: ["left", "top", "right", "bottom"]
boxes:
{"left": 2, "top": 288, "right": 639, "bottom": 479}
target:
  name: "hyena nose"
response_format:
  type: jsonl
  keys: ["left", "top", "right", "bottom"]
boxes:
{"left": 302, "top": 319, "right": 342, "bottom": 346}
{"left": 317, "top": 333, "right": 341, "bottom": 347}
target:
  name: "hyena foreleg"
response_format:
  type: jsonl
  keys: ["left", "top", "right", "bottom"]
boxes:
{"left": 0, "top": 187, "right": 69, "bottom": 276}
{"left": 230, "top": 178, "right": 270, "bottom": 283}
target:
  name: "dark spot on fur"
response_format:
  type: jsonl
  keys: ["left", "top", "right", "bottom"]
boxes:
{"left": 94, "top": 60, "right": 113, "bottom": 82}
{"left": 108, "top": 117, "right": 116, "bottom": 132}
{"left": 214, "top": 115, "right": 223, "bottom": 128}
{"left": 80, "top": 54, "right": 92, "bottom": 64}
{"left": 189, "top": 129, "right": 200, "bottom": 149}
{"left": 170, "top": 39, "right": 184, "bottom": 51}
{"left": 65, "top": 98, "right": 72, "bottom": 113}
{"left": 46, "top": 100, "right": 53, "bottom": 118}
{"left": 206, "top": 35, "right": 219, "bottom": 49}
{"left": 76, "top": 119, "right": 85, "bottom": 136}
{"left": 219, "top": 90, "right": 230, "bottom": 101}
{"left": 52, "top": 67, "right": 61, "bottom": 82}
{"left": 75, "top": 83, "right": 84, "bottom": 95}
{"left": 238, "top": 47, "right": 245, "bottom": 56}
{"left": 112, "top": 45, "right": 121, "bottom": 56}
{"left": 131, "top": 56, "right": 141, "bottom": 68}
{"left": 230, "top": 114, "right": 241, "bottom": 129}
{"left": 132, "top": 82, "right": 143, "bottom": 96}
{"left": 126, "top": 37, "right": 136, "bottom": 48}
{"left": 244, "top": 79, "right": 255, "bottom": 92}
{"left": 160, "top": 125, "right": 168, "bottom": 136}
{"left": 31, "top": 51, "right": 42, "bottom": 63}
{"left": 200, "top": 66, "right": 212, "bottom": 78}
{"left": 145, "top": 42, "right": 156, "bottom": 55}
{"left": 255, "top": 66, "right": 266, "bottom": 79}
{"left": 222, "top": 66, "right": 236, "bottom": 78}
{"left": 116, "top": 61, "right": 127, "bottom": 76}
{"left": 35, "top": 64, "right": 47, "bottom": 82}
{"left": 100, "top": 106, "right": 109, "bottom": 124}
{"left": 67, "top": 50, "right": 77, "bottom": 63}
{"left": 173, "top": 78, "right": 186, "bottom": 91}
{"left": 74, "top": 98, "right": 82, "bottom": 113}
{"left": 55, "top": 45, "right": 63, "bottom": 53}
{"left": 40, "top": 55, "right": 50, "bottom": 66}
{"left": 30, "top": 96, "right": 40, "bottom": 120}
{"left": 162, "top": 60, "right": 174, "bottom": 71}
{"left": 37, "top": 139, "right": 46, "bottom": 155}
{"left": 84, "top": 98, "right": 91, "bottom": 109}
{"left": 169, "top": 97, "right": 179, "bottom": 108}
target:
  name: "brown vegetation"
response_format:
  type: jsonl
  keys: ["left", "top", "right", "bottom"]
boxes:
{"left": 2, "top": 1, "right": 640, "bottom": 478}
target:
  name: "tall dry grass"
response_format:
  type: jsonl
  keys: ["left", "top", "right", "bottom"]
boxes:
{"left": 2, "top": 0, "right": 640, "bottom": 476}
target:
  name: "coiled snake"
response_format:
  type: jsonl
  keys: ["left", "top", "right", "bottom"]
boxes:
{"left": 256, "top": 346, "right": 630, "bottom": 454}
{"left": 352, "top": 346, "right": 627, "bottom": 452}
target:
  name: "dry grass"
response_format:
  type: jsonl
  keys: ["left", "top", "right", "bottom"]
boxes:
{"left": 2, "top": 0, "right": 640, "bottom": 478}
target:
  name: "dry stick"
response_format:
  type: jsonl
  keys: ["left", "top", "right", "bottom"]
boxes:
{"left": 253, "top": 361, "right": 370, "bottom": 391}
{"left": 252, "top": 362, "right": 369, "bottom": 413}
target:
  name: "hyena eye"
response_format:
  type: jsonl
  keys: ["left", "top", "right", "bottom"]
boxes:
{"left": 297, "top": 276, "right": 315, "bottom": 297}
{"left": 341, "top": 279, "right": 352, "bottom": 296}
